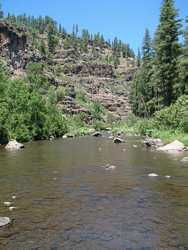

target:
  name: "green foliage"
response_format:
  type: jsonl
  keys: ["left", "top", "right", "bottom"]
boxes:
{"left": 131, "top": 0, "right": 185, "bottom": 119}
{"left": 48, "top": 23, "right": 59, "bottom": 53}
{"left": 0, "top": 66, "right": 67, "bottom": 142}
{"left": 91, "top": 101, "right": 105, "bottom": 120}
{"left": 153, "top": 0, "right": 181, "bottom": 106}
{"left": 153, "top": 95, "right": 188, "bottom": 132}
{"left": 131, "top": 29, "right": 154, "bottom": 117}
{"left": 133, "top": 95, "right": 188, "bottom": 136}
{"left": 26, "top": 63, "right": 49, "bottom": 90}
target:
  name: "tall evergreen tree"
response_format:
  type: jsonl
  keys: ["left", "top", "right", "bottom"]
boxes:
{"left": 131, "top": 29, "right": 154, "bottom": 116}
{"left": 154, "top": 0, "right": 181, "bottom": 108}
{"left": 47, "top": 23, "right": 58, "bottom": 53}
{"left": 136, "top": 49, "right": 141, "bottom": 67}
{"left": 0, "top": 3, "right": 4, "bottom": 19}
{"left": 180, "top": 18, "right": 188, "bottom": 95}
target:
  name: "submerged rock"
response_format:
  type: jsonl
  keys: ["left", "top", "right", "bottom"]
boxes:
{"left": 165, "top": 175, "right": 171, "bottom": 179}
{"left": 181, "top": 157, "right": 188, "bottom": 162}
{"left": 0, "top": 217, "right": 10, "bottom": 227}
{"left": 5, "top": 140, "right": 24, "bottom": 150}
{"left": 3, "top": 201, "right": 12, "bottom": 207}
{"left": 113, "top": 137, "right": 124, "bottom": 144}
{"left": 8, "top": 206, "right": 17, "bottom": 211}
{"left": 102, "top": 164, "right": 117, "bottom": 171}
{"left": 157, "top": 140, "right": 186, "bottom": 152}
{"left": 148, "top": 173, "right": 159, "bottom": 177}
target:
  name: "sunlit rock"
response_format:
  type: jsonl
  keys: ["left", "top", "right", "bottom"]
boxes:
{"left": 8, "top": 206, "right": 17, "bottom": 211}
{"left": 165, "top": 175, "right": 171, "bottom": 179}
{"left": 3, "top": 202, "right": 12, "bottom": 207}
{"left": 5, "top": 140, "right": 24, "bottom": 150}
{"left": 157, "top": 140, "right": 186, "bottom": 152}
{"left": 148, "top": 173, "right": 159, "bottom": 177}
{"left": 0, "top": 217, "right": 10, "bottom": 227}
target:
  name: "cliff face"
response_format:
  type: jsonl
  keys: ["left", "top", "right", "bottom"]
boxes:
{"left": 0, "top": 22, "right": 27, "bottom": 52}
{"left": 0, "top": 21, "right": 28, "bottom": 74}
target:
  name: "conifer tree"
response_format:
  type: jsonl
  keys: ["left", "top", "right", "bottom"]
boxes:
{"left": 180, "top": 18, "right": 188, "bottom": 95}
{"left": 131, "top": 29, "right": 154, "bottom": 116}
{"left": 0, "top": 3, "right": 4, "bottom": 19}
{"left": 154, "top": 0, "right": 181, "bottom": 108}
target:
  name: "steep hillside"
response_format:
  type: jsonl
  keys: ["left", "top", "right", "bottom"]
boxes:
{"left": 0, "top": 16, "right": 137, "bottom": 123}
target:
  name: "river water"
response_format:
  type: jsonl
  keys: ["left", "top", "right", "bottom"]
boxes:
{"left": 0, "top": 136, "right": 187, "bottom": 250}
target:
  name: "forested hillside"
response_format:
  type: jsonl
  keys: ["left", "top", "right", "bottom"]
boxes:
{"left": 0, "top": 0, "right": 187, "bottom": 145}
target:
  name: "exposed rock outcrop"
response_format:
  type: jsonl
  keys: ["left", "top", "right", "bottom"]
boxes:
{"left": 63, "top": 63, "right": 115, "bottom": 78}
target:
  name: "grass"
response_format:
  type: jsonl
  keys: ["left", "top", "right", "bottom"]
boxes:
{"left": 110, "top": 118, "right": 188, "bottom": 146}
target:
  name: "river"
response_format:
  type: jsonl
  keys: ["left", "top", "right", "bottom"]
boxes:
{"left": 0, "top": 136, "right": 188, "bottom": 249}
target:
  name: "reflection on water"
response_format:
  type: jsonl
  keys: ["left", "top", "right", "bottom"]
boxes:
{"left": 0, "top": 136, "right": 188, "bottom": 249}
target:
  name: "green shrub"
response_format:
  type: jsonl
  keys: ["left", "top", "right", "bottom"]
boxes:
{"left": 153, "top": 95, "right": 188, "bottom": 131}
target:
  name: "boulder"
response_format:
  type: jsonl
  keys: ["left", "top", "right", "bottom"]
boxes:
{"left": 157, "top": 140, "right": 186, "bottom": 152}
{"left": 0, "top": 217, "right": 10, "bottom": 227}
{"left": 92, "top": 132, "right": 102, "bottom": 137}
{"left": 5, "top": 140, "right": 24, "bottom": 150}
{"left": 144, "top": 138, "right": 163, "bottom": 147}
{"left": 114, "top": 137, "right": 124, "bottom": 144}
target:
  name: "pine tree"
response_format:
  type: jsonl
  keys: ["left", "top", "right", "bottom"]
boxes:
{"left": 136, "top": 49, "right": 141, "bottom": 67}
{"left": 131, "top": 30, "right": 154, "bottom": 117}
{"left": 47, "top": 23, "right": 58, "bottom": 53}
{"left": 0, "top": 3, "right": 4, "bottom": 19}
{"left": 154, "top": 0, "right": 181, "bottom": 108}
{"left": 180, "top": 18, "right": 188, "bottom": 95}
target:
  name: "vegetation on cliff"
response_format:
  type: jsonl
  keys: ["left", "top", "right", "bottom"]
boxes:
{"left": 0, "top": 1, "right": 187, "bottom": 145}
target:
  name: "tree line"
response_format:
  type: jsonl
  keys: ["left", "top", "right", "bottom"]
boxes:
{"left": 3, "top": 12, "right": 134, "bottom": 62}
{"left": 131, "top": 0, "right": 188, "bottom": 117}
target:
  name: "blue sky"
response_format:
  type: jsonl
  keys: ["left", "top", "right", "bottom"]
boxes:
{"left": 2, "top": 0, "right": 188, "bottom": 52}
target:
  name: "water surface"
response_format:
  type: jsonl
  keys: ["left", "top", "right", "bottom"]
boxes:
{"left": 0, "top": 136, "right": 188, "bottom": 249}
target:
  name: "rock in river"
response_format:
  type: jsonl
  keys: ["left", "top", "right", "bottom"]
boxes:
{"left": 144, "top": 138, "right": 163, "bottom": 147}
{"left": 92, "top": 132, "right": 102, "bottom": 137}
{"left": 114, "top": 137, "right": 124, "bottom": 144}
{"left": 157, "top": 140, "right": 186, "bottom": 152}
{"left": 5, "top": 140, "right": 24, "bottom": 150}
{"left": 148, "top": 173, "right": 159, "bottom": 177}
{"left": 0, "top": 217, "right": 10, "bottom": 227}
{"left": 181, "top": 157, "right": 188, "bottom": 162}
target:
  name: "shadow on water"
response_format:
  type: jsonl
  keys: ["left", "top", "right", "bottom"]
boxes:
{"left": 0, "top": 136, "right": 188, "bottom": 249}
